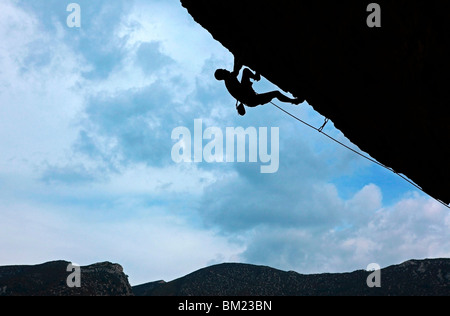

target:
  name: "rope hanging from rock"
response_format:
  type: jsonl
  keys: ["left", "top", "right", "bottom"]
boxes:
{"left": 269, "top": 101, "right": 450, "bottom": 209}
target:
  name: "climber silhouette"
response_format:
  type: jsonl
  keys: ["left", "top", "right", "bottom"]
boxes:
{"left": 215, "top": 57, "right": 303, "bottom": 116}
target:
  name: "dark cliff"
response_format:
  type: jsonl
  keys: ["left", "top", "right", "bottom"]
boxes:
{"left": 134, "top": 258, "right": 450, "bottom": 296}
{"left": 0, "top": 261, "right": 133, "bottom": 296}
{"left": 181, "top": 0, "right": 450, "bottom": 205}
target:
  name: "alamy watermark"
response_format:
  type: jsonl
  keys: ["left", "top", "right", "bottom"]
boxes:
{"left": 367, "top": 3, "right": 381, "bottom": 28}
{"left": 64, "top": 3, "right": 380, "bottom": 29}
{"left": 171, "top": 119, "right": 279, "bottom": 174}
{"left": 366, "top": 263, "right": 381, "bottom": 288}
{"left": 66, "top": 263, "right": 81, "bottom": 288}
{"left": 66, "top": 3, "right": 81, "bottom": 28}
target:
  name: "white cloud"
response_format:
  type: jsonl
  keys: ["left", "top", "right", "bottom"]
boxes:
{"left": 122, "top": 1, "right": 229, "bottom": 68}
{"left": 0, "top": 0, "right": 88, "bottom": 173}
{"left": 0, "top": 199, "right": 243, "bottom": 285}
{"left": 116, "top": 0, "right": 232, "bottom": 103}
{"left": 241, "top": 187, "right": 450, "bottom": 274}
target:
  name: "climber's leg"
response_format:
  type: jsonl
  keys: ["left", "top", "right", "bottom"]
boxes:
{"left": 251, "top": 91, "right": 302, "bottom": 106}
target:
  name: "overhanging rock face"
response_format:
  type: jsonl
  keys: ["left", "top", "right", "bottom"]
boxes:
{"left": 181, "top": 0, "right": 449, "bottom": 205}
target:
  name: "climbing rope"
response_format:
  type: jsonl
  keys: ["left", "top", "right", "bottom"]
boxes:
{"left": 270, "top": 101, "right": 450, "bottom": 209}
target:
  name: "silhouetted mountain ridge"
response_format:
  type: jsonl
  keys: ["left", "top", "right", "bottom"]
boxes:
{"left": 133, "top": 259, "right": 450, "bottom": 296}
{"left": 1, "top": 259, "right": 448, "bottom": 295}
{"left": 0, "top": 260, "right": 133, "bottom": 296}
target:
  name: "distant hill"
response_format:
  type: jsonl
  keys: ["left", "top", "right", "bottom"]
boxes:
{"left": 1, "top": 259, "right": 448, "bottom": 296}
{"left": 133, "top": 259, "right": 450, "bottom": 296}
{"left": 0, "top": 261, "right": 133, "bottom": 296}
{"left": 132, "top": 280, "right": 167, "bottom": 296}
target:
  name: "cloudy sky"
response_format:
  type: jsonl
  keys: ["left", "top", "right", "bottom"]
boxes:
{"left": 0, "top": 0, "right": 448, "bottom": 286}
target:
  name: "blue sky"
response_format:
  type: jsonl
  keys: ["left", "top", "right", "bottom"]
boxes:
{"left": 0, "top": 0, "right": 448, "bottom": 286}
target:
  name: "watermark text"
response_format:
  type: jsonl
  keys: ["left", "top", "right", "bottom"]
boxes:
{"left": 171, "top": 119, "right": 279, "bottom": 173}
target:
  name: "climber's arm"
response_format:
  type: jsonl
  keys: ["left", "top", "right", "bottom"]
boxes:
{"left": 242, "top": 68, "right": 261, "bottom": 82}
{"left": 231, "top": 56, "right": 243, "bottom": 77}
